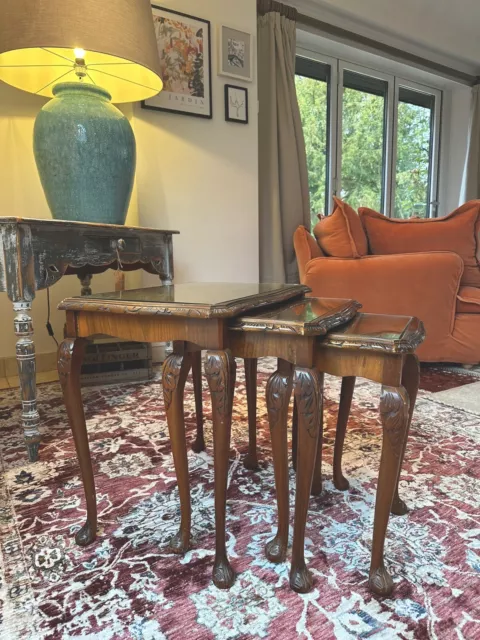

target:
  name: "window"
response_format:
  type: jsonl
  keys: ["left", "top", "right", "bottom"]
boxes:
{"left": 295, "top": 57, "right": 330, "bottom": 229}
{"left": 296, "top": 52, "right": 442, "bottom": 226}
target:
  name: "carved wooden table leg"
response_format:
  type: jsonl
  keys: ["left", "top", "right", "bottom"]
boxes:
{"left": 58, "top": 337, "right": 96, "bottom": 546}
{"left": 391, "top": 355, "right": 420, "bottom": 516}
{"left": 191, "top": 350, "right": 205, "bottom": 453}
{"left": 162, "top": 348, "right": 193, "bottom": 554}
{"left": 205, "top": 350, "right": 237, "bottom": 589}
{"left": 290, "top": 368, "right": 323, "bottom": 593}
{"left": 369, "top": 386, "right": 410, "bottom": 596}
{"left": 333, "top": 376, "right": 356, "bottom": 491}
{"left": 14, "top": 302, "right": 41, "bottom": 462}
{"left": 243, "top": 358, "right": 259, "bottom": 470}
{"left": 292, "top": 397, "right": 298, "bottom": 472}
{"left": 265, "top": 359, "right": 293, "bottom": 563}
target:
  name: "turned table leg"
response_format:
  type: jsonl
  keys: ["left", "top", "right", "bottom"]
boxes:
{"left": 265, "top": 359, "right": 293, "bottom": 563}
{"left": 333, "top": 376, "right": 356, "bottom": 491}
{"left": 391, "top": 355, "right": 420, "bottom": 516}
{"left": 369, "top": 386, "right": 410, "bottom": 596}
{"left": 205, "top": 350, "right": 237, "bottom": 589}
{"left": 14, "top": 302, "right": 41, "bottom": 462}
{"left": 191, "top": 350, "right": 205, "bottom": 453}
{"left": 290, "top": 368, "right": 323, "bottom": 593}
{"left": 162, "top": 349, "right": 193, "bottom": 554}
{"left": 243, "top": 358, "right": 259, "bottom": 470}
{"left": 58, "top": 338, "right": 96, "bottom": 546}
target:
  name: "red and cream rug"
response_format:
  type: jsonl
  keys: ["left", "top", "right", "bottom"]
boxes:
{"left": 0, "top": 361, "right": 478, "bottom": 639}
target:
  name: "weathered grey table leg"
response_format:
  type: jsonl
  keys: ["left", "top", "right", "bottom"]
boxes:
{"left": 14, "top": 302, "right": 41, "bottom": 462}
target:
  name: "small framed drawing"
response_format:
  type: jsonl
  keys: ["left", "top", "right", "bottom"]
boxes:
{"left": 142, "top": 5, "right": 212, "bottom": 119}
{"left": 225, "top": 85, "right": 249, "bottom": 124}
{"left": 219, "top": 25, "right": 253, "bottom": 82}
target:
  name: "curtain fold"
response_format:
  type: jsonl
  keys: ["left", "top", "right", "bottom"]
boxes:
{"left": 257, "top": 0, "right": 310, "bottom": 283}
{"left": 464, "top": 85, "right": 480, "bottom": 200}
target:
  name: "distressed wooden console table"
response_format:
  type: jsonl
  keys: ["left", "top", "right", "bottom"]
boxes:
{"left": 0, "top": 217, "right": 178, "bottom": 461}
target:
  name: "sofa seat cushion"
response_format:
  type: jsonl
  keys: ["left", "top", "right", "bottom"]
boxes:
{"left": 359, "top": 201, "right": 480, "bottom": 287}
{"left": 456, "top": 286, "right": 480, "bottom": 314}
{"left": 313, "top": 197, "right": 368, "bottom": 258}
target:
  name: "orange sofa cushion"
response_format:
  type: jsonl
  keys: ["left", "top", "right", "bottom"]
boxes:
{"left": 456, "top": 286, "right": 480, "bottom": 314}
{"left": 313, "top": 197, "right": 368, "bottom": 258}
{"left": 359, "top": 201, "right": 480, "bottom": 287}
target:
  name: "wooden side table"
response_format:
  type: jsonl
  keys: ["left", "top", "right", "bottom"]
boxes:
{"left": 229, "top": 305, "right": 425, "bottom": 597}
{"left": 56, "top": 282, "right": 308, "bottom": 589}
{"left": 0, "top": 217, "right": 177, "bottom": 461}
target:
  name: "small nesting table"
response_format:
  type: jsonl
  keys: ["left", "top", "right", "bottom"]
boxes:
{"left": 56, "top": 282, "right": 309, "bottom": 589}
{"left": 228, "top": 304, "right": 425, "bottom": 596}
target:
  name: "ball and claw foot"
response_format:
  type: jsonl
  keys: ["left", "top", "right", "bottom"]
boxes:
{"left": 212, "top": 557, "right": 236, "bottom": 589}
{"left": 26, "top": 441, "right": 40, "bottom": 463}
{"left": 390, "top": 495, "right": 409, "bottom": 516}
{"left": 333, "top": 474, "right": 350, "bottom": 491}
{"left": 265, "top": 535, "right": 287, "bottom": 563}
{"left": 243, "top": 453, "right": 259, "bottom": 471}
{"left": 368, "top": 566, "right": 394, "bottom": 597}
{"left": 191, "top": 435, "right": 206, "bottom": 453}
{"left": 290, "top": 562, "right": 314, "bottom": 593}
{"left": 75, "top": 521, "right": 96, "bottom": 547}
{"left": 169, "top": 530, "right": 190, "bottom": 555}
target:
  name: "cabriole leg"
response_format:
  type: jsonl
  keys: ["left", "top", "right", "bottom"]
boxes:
{"left": 58, "top": 338, "right": 95, "bottom": 546}
{"left": 265, "top": 359, "right": 293, "bottom": 563}
{"left": 205, "top": 350, "right": 237, "bottom": 589}
{"left": 369, "top": 386, "right": 410, "bottom": 596}
{"left": 244, "top": 358, "right": 259, "bottom": 470}
{"left": 290, "top": 368, "right": 323, "bottom": 594}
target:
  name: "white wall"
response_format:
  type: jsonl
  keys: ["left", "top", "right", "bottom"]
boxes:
{"left": 134, "top": 0, "right": 259, "bottom": 286}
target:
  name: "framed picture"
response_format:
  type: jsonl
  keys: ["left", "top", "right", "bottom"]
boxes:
{"left": 142, "top": 5, "right": 212, "bottom": 119}
{"left": 225, "top": 85, "right": 249, "bottom": 124}
{"left": 218, "top": 25, "right": 253, "bottom": 82}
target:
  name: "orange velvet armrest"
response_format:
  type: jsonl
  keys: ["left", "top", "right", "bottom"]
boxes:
{"left": 302, "top": 251, "right": 463, "bottom": 345}
{"left": 293, "top": 226, "right": 323, "bottom": 281}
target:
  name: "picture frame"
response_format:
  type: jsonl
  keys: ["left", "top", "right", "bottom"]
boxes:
{"left": 142, "top": 5, "right": 212, "bottom": 119}
{"left": 218, "top": 25, "right": 253, "bottom": 82}
{"left": 225, "top": 85, "right": 249, "bottom": 124}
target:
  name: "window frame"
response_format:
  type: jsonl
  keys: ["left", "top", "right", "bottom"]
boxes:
{"left": 295, "top": 50, "right": 444, "bottom": 220}
{"left": 337, "top": 60, "right": 395, "bottom": 214}
{"left": 391, "top": 77, "right": 442, "bottom": 218}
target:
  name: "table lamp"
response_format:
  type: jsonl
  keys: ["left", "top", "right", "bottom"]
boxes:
{"left": 0, "top": 0, "right": 163, "bottom": 225}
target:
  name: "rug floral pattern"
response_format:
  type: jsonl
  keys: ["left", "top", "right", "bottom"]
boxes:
{"left": 0, "top": 361, "right": 478, "bottom": 639}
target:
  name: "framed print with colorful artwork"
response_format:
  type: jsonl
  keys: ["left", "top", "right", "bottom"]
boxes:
{"left": 218, "top": 25, "right": 253, "bottom": 82}
{"left": 225, "top": 85, "right": 248, "bottom": 124}
{"left": 142, "top": 6, "right": 212, "bottom": 119}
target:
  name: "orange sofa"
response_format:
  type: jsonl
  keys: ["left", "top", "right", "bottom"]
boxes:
{"left": 294, "top": 198, "right": 480, "bottom": 364}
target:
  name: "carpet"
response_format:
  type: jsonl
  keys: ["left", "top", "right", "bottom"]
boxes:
{"left": 0, "top": 361, "right": 479, "bottom": 639}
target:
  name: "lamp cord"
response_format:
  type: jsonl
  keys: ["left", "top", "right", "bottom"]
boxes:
{"left": 46, "top": 287, "right": 58, "bottom": 347}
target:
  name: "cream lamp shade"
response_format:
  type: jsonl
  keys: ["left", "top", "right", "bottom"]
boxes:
{"left": 0, "top": 0, "right": 163, "bottom": 103}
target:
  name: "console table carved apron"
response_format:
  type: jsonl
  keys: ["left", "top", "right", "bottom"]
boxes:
{"left": 56, "top": 283, "right": 308, "bottom": 589}
{"left": 0, "top": 218, "right": 178, "bottom": 462}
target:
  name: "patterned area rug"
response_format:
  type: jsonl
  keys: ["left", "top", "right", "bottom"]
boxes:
{"left": 0, "top": 361, "right": 479, "bottom": 639}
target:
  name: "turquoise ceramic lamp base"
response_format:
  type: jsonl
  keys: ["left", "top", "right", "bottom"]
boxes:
{"left": 33, "top": 82, "right": 136, "bottom": 225}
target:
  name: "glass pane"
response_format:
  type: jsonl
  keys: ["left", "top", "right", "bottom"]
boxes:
{"left": 394, "top": 88, "right": 434, "bottom": 218}
{"left": 295, "top": 58, "right": 330, "bottom": 229}
{"left": 341, "top": 70, "right": 388, "bottom": 212}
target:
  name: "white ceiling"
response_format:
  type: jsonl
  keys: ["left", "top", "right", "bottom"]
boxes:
{"left": 294, "top": 0, "right": 480, "bottom": 74}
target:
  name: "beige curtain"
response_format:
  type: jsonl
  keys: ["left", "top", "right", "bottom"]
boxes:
{"left": 464, "top": 84, "right": 480, "bottom": 200}
{"left": 258, "top": 0, "right": 310, "bottom": 283}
